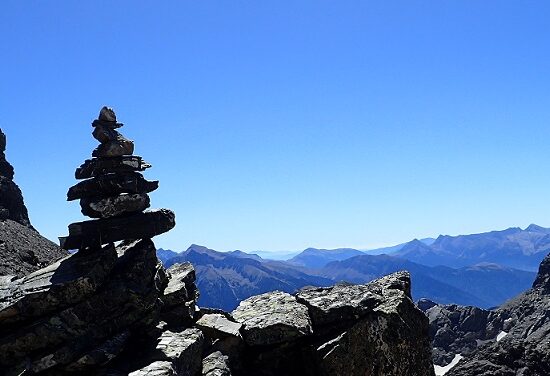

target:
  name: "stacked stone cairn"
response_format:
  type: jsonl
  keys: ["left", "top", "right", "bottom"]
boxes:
{"left": 60, "top": 106, "right": 175, "bottom": 250}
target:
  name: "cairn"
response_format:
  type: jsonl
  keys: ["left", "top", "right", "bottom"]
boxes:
{"left": 60, "top": 106, "right": 175, "bottom": 250}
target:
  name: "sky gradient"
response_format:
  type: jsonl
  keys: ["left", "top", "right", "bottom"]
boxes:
{"left": 1, "top": 1, "right": 550, "bottom": 253}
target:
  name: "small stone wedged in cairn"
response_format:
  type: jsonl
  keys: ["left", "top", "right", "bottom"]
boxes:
{"left": 60, "top": 209, "right": 175, "bottom": 250}
{"left": 80, "top": 193, "right": 151, "bottom": 218}
{"left": 67, "top": 172, "right": 159, "bottom": 201}
{"left": 91, "top": 106, "right": 134, "bottom": 157}
{"left": 75, "top": 156, "right": 151, "bottom": 179}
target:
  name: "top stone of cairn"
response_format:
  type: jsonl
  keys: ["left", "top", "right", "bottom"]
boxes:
{"left": 93, "top": 106, "right": 123, "bottom": 128}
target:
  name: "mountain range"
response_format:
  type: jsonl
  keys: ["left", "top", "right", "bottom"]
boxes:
{"left": 158, "top": 225, "right": 547, "bottom": 310}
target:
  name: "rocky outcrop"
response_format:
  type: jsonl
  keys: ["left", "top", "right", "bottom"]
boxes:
{"left": 0, "top": 128, "right": 32, "bottom": 228}
{"left": 424, "top": 253, "right": 550, "bottom": 375}
{"left": 446, "top": 253, "right": 550, "bottom": 376}
{"left": 0, "top": 128, "right": 67, "bottom": 278}
{"left": 213, "top": 271, "right": 435, "bottom": 376}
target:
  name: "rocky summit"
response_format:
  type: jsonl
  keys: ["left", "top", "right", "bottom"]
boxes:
{"left": 0, "top": 107, "right": 437, "bottom": 375}
{"left": 59, "top": 106, "right": 175, "bottom": 250}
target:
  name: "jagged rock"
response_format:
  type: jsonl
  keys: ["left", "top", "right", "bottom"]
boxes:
{"left": 196, "top": 314, "right": 242, "bottom": 339}
{"left": 231, "top": 291, "right": 312, "bottom": 346}
{"left": 533, "top": 252, "right": 550, "bottom": 292}
{"left": 0, "top": 129, "right": 31, "bottom": 227}
{"left": 99, "top": 106, "right": 117, "bottom": 123}
{"left": 0, "top": 239, "right": 166, "bottom": 375}
{"left": 202, "top": 351, "right": 232, "bottom": 376}
{"left": 92, "top": 139, "right": 135, "bottom": 157}
{"left": 80, "top": 193, "right": 151, "bottom": 218}
{"left": 65, "top": 331, "right": 131, "bottom": 371}
{"left": 417, "top": 297, "right": 438, "bottom": 312}
{"left": 60, "top": 209, "right": 175, "bottom": 250}
{"left": 425, "top": 303, "right": 503, "bottom": 366}
{"left": 0, "top": 243, "right": 117, "bottom": 326}
{"left": 0, "top": 219, "right": 67, "bottom": 278}
{"left": 129, "top": 361, "right": 176, "bottom": 376}
{"left": 67, "top": 172, "right": 158, "bottom": 200}
{"left": 75, "top": 156, "right": 151, "bottom": 179}
{"left": 448, "top": 253, "right": 550, "bottom": 376}
{"left": 161, "top": 263, "right": 197, "bottom": 327}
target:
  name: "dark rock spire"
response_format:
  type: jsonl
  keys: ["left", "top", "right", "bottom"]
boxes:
{"left": 0, "top": 128, "right": 32, "bottom": 228}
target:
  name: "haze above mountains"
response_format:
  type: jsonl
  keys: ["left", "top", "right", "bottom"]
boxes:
{"left": 158, "top": 225, "right": 549, "bottom": 311}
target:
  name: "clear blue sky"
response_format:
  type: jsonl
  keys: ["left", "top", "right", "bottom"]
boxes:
{"left": 1, "top": 1, "right": 550, "bottom": 253}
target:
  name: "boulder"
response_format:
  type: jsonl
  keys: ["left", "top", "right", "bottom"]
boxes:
{"left": 59, "top": 209, "right": 175, "bottom": 250}
{"left": 67, "top": 172, "right": 158, "bottom": 201}
{"left": 0, "top": 239, "right": 166, "bottom": 375}
{"left": 231, "top": 291, "right": 312, "bottom": 346}
{"left": 0, "top": 243, "right": 117, "bottom": 326}
{"left": 75, "top": 156, "right": 151, "bottom": 179}
{"left": 92, "top": 139, "right": 135, "bottom": 157}
{"left": 80, "top": 193, "right": 151, "bottom": 218}
{"left": 202, "top": 351, "right": 232, "bottom": 376}
{"left": 196, "top": 314, "right": 242, "bottom": 339}
{"left": 129, "top": 361, "right": 176, "bottom": 376}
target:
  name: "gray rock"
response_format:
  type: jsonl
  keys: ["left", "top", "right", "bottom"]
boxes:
{"left": 231, "top": 291, "right": 312, "bottom": 346}
{"left": 129, "top": 361, "right": 176, "bottom": 376}
{"left": 202, "top": 351, "right": 232, "bottom": 376}
{"left": 196, "top": 313, "right": 242, "bottom": 339}
{"left": 67, "top": 172, "right": 158, "bottom": 201}
{"left": 0, "top": 239, "right": 166, "bottom": 374}
{"left": 92, "top": 137, "right": 135, "bottom": 158}
{"left": 80, "top": 193, "right": 150, "bottom": 218}
{"left": 448, "top": 253, "right": 550, "bottom": 376}
{"left": 0, "top": 243, "right": 117, "bottom": 327}
{"left": 75, "top": 156, "right": 151, "bottom": 179}
{"left": 163, "top": 263, "right": 196, "bottom": 307}
{"left": 59, "top": 209, "right": 175, "bottom": 250}
{"left": 295, "top": 271, "right": 411, "bottom": 328}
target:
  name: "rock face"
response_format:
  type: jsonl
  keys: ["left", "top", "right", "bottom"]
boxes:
{"left": 0, "top": 128, "right": 32, "bottom": 228}
{"left": 424, "top": 253, "right": 550, "bottom": 375}
{"left": 446, "top": 253, "right": 550, "bottom": 376}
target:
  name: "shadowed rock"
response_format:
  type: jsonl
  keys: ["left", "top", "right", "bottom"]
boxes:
{"left": 75, "top": 156, "right": 151, "bottom": 179}
{"left": 59, "top": 209, "right": 175, "bottom": 250}
{"left": 67, "top": 172, "right": 158, "bottom": 201}
{"left": 80, "top": 193, "right": 150, "bottom": 218}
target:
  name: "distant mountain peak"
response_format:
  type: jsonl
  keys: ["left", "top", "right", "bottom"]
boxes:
{"left": 525, "top": 224, "right": 550, "bottom": 233}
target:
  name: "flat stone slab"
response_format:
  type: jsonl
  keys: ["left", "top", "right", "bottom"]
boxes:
{"left": 59, "top": 209, "right": 175, "bottom": 250}
{"left": 202, "top": 351, "right": 232, "bottom": 376}
{"left": 231, "top": 291, "right": 312, "bottom": 346}
{"left": 67, "top": 172, "right": 158, "bottom": 201}
{"left": 0, "top": 243, "right": 117, "bottom": 326}
{"left": 75, "top": 156, "right": 151, "bottom": 179}
{"left": 295, "top": 271, "right": 411, "bottom": 327}
{"left": 80, "top": 193, "right": 150, "bottom": 218}
{"left": 196, "top": 313, "right": 242, "bottom": 339}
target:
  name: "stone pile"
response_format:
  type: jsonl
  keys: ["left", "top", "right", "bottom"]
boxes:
{"left": 59, "top": 106, "right": 175, "bottom": 250}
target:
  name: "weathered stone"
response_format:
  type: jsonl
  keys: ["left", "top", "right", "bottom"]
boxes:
{"left": 202, "top": 351, "right": 232, "bottom": 376}
{"left": 295, "top": 271, "right": 411, "bottom": 329}
{"left": 448, "top": 253, "right": 550, "bottom": 376}
{"left": 163, "top": 263, "right": 196, "bottom": 307}
{"left": 64, "top": 331, "right": 130, "bottom": 371}
{"left": 75, "top": 156, "right": 151, "bottom": 179}
{"left": 231, "top": 291, "right": 312, "bottom": 346}
{"left": 196, "top": 314, "right": 242, "bottom": 339}
{"left": 0, "top": 156, "right": 14, "bottom": 180}
{"left": 67, "top": 172, "right": 158, "bottom": 201}
{"left": 129, "top": 361, "right": 176, "bottom": 376}
{"left": 99, "top": 106, "right": 117, "bottom": 123}
{"left": 59, "top": 209, "right": 175, "bottom": 250}
{"left": 0, "top": 243, "right": 117, "bottom": 327}
{"left": 92, "top": 138, "right": 135, "bottom": 158}
{"left": 0, "top": 239, "right": 166, "bottom": 374}
{"left": 80, "top": 193, "right": 150, "bottom": 218}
